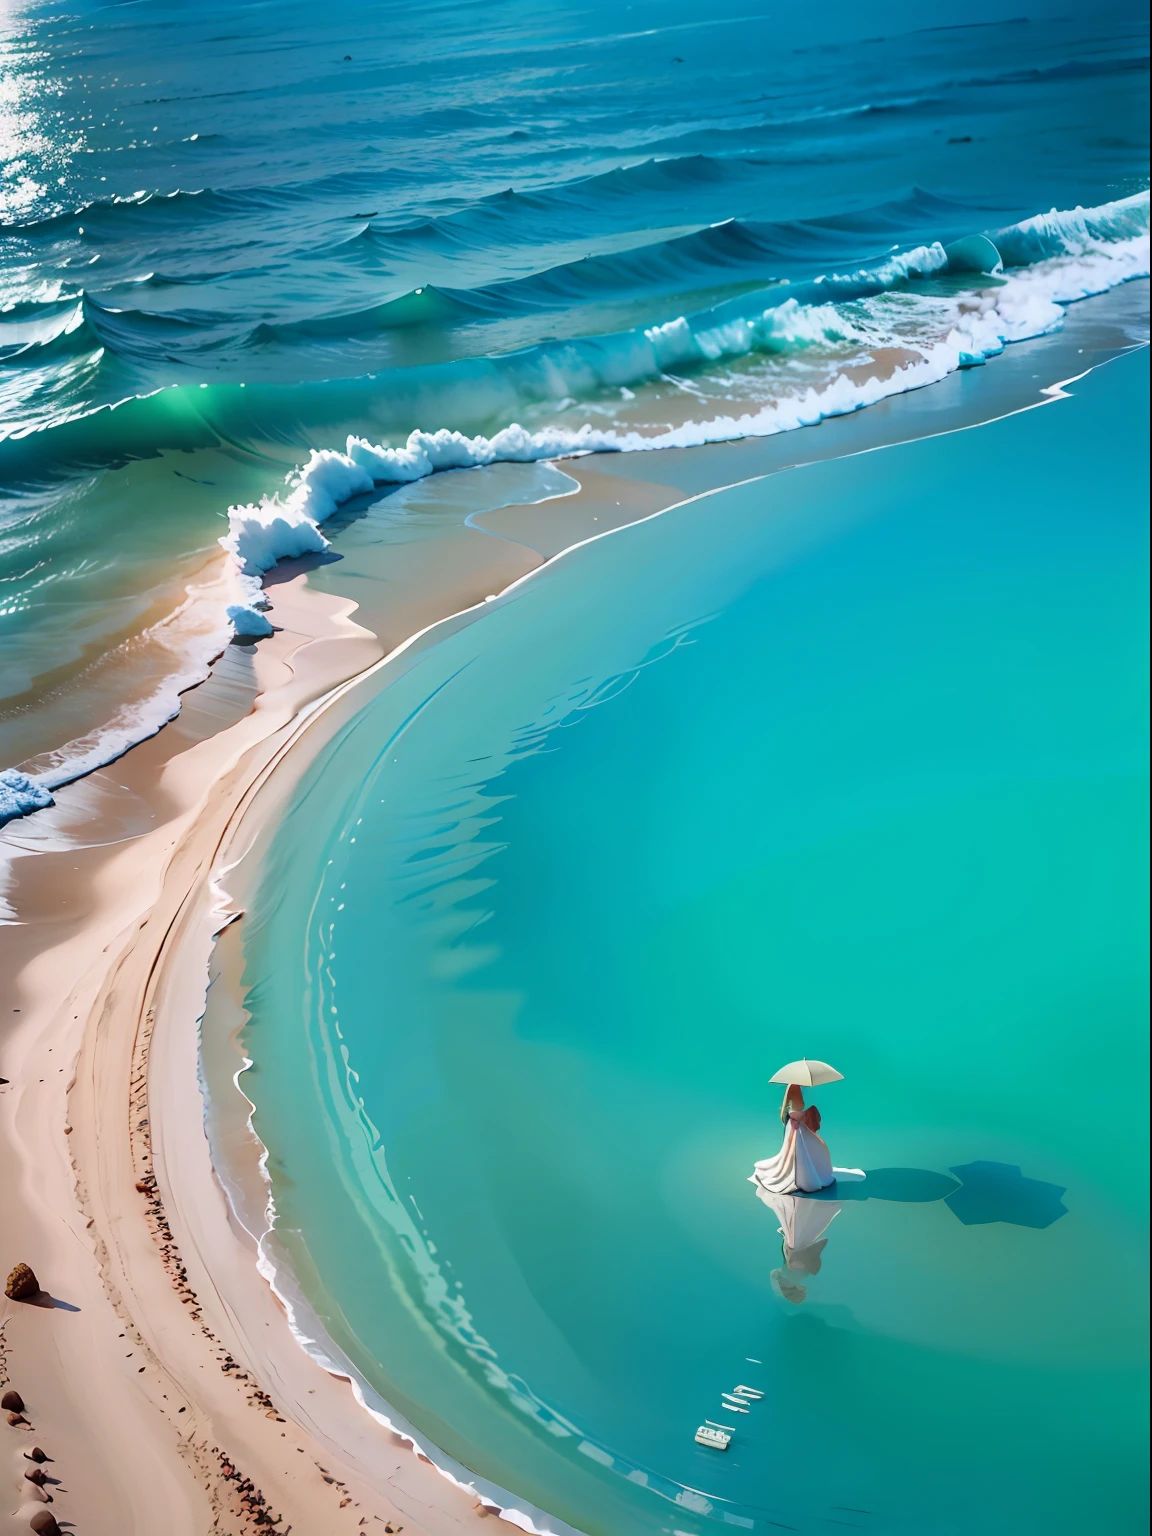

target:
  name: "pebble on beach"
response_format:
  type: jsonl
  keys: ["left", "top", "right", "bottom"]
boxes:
{"left": 2, "top": 1388, "right": 26, "bottom": 1412}
{"left": 5, "top": 1263, "right": 40, "bottom": 1301}
{"left": 30, "top": 1512, "right": 62, "bottom": 1536}
{"left": 24, "top": 1466, "right": 48, "bottom": 1484}
{"left": 26, "top": 1446, "right": 48, "bottom": 1462}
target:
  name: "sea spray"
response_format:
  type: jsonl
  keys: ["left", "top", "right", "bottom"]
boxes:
{"left": 218, "top": 205, "right": 1149, "bottom": 632}
{"left": 0, "top": 770, "right": 54, "bottom": 825}
{"left": 4, "top": 194, "right": 1147, "bottom": 807}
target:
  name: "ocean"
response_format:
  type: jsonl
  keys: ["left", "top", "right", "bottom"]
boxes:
{"left": 1, "top": 0, "right": 1148, "bottom": 800}
{"left": 229, "top": 348, "right": 1149, "bottom": 1535}
{"left": 2, "top": 5, "right": 1149, "bottom": 1532}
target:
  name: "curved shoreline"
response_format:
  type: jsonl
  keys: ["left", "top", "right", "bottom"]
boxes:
{"left": 1, "top": 288, "right": 1147, "bottom": 1534}
{"left": 2, "top": 580, "right": 422, "bottom": 1533}
{"left": 194, "top": 309, "right": 1151, "bottom": 1529}
{"left": 4, "top": 192, "right": 1147, "bottom": 819}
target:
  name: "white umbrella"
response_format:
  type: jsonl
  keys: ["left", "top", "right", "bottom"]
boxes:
{"left": 769, "top": 1058, "right": 844, "bottom": 1086}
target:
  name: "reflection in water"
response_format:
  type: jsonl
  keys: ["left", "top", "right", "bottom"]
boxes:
{"left": 756, "top": 1162, "right": 1069, "bottom": 1302}
{"left": 756, "top": 1189, "right": 844, "bottom": 1305}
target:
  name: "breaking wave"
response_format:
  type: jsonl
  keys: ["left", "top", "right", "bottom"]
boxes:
{"left": 220, "top": 192, "right": 1149, "bottom": 631}
{"left": 2, "top": 190, "right": 1147, "bottom": 820}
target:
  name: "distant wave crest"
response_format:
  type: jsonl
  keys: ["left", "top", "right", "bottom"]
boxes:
{"left": 3, "top": 190, "right": 1147, "bottom": 816}
{"left": 219, "top": 191, "right": 1149, "bottom": 631}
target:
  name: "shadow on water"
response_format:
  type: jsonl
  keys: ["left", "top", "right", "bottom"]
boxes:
{"left": 807, "top": 1161, "right": 1068, "bottom": 1229}
{"left": 763, "top": 1162, "right": 1069, "bottom": 1308}
{"left": 261, "top": 481, "right": 408, "bottom": 587}
{"left": 943, "top": 1161, "right": 1069, "bottom": 1229}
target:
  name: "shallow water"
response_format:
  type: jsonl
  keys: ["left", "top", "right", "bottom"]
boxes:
{"left": 232, "top": 349, "right": 1149, "bottom": 1535}
{"left": 2, "top": 1, "right": 1148, "bottom": 794}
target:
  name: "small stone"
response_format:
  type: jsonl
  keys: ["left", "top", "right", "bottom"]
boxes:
{"left": 24, "top": 1466, "right": 47, "bottom": 1484}
{"left": 7, "top": 1411, "right": 27, "bottom": 1426}
{"left": 30, "top": 1513, "right": 62, "bottom": 1536}
{"left": 5, "top": 1263, "right": 39, "bottom": 1301}
{"left": 2, "top": 1388, "right": 25, "bottom": 1412}
{"left": 26, "top": 1447, "right": 48, "bottom": 1463}
{"left": 135, "top": 1179, "right": 152, "bottom": 1193}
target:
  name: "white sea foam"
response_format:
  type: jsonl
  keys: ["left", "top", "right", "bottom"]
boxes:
{"left": 218, "top": 221, "right": 1148, "bottom": 637}
{"left": 0, "top": 769, "right": 54, "bottom": 826}
{"left": 26, "top": 623, "right": 234, "bottom": 790}
{"left": 5, "top": 195, "right": 1147, "bottom": 816}
{"left": 219, "top": 448, "right": 375, "bottom": 624}
{"left": 993, "top": 189, "right": 1150, "bottom": 266}
{"left": 1, "top": 584, "right": 233, "bottom": 823}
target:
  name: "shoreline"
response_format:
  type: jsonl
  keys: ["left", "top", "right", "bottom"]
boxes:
{"left": 2, "top": 285, "right": 1148, "bottom": 1535}
{"left": 197, "top": 314, "right": 1152, "bottom": 1536}
{"left": 4, "top": 196, "right": 1148, "bottom": 813}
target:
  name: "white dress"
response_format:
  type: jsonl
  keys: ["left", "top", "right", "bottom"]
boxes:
{"left": 754, "top": 1188, "right": 843, "bottom": 1265}
{"left": 756, "top": 1190, "right": 844, "bottom": 1304}
{"left": 749, "top": 1109, "right": 835, "bottom": 1194}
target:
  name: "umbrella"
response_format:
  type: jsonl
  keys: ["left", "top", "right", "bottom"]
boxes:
{"left": 769, "top": 1058, "right": 844, "bottom": 1086}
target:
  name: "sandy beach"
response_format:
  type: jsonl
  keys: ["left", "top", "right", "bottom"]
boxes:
{"left": 2, "top": 280, "right": 1147, "bottom": 1535}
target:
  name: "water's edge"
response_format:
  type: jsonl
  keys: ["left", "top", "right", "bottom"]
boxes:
{"left": 196, "top": 333, "right": 1148, "bottom": 1535}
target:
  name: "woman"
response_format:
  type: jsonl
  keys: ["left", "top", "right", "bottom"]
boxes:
{"left": 749, "top": 1083, "right": 836, "bottom": 1195}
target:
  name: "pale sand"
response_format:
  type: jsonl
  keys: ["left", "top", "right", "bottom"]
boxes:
{"left": 1, "top": 282, "right": 1146, "bottom": 1535}
{"left": 1, "top": 579, "right": 490, "bottom": 1534}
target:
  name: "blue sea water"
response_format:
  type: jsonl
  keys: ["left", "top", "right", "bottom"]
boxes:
{"left": 0, "top": 1, "right": 1148, "bottom": 789}
{"left": 2, "top": 2, "right": 1144, "bottom": 1528}
{"left": 235, "top": 350, "right": 1148, "bottom": 1535}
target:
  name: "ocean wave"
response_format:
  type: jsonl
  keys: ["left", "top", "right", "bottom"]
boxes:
{"left": 342, "top": 154, "right": 773, "bottom": 254}
{"left": 2, "top": 191, "right": 1144, "bottom": 475}
{"left": 0, "top": 294, "right": 240, "bottom": 368}
{"left": 285, "top": 210, "right": 966, "bottom": 340}
{"left": 0, "top": 592, "right": 232, "bottom": 824}
{"left": 1, "top": 167, "right": 422, "bottom": 243}
{"left": 636, "top": 96, "right": 950, "bottom": 158}
{"left": 0, "top": 182, "right": 1002, "bottom": 408}
{"left": 2, "top": 190, "right": 1146, "bottom": 805}
{"left": 2, "top": 186, "right": 265, "bottom": 241}
{"left": 218, "top": 192, "right": 1149, "bottom": 633}
{"left": 81, "top": 296, "right": 238, "bottom": 360}
{"left": 0, "top": 769, "right": 55, "bottom": 826}
{"left": 972, "top": 52, "right": 1149, "bottom": 90}
{"left": 0, "top": 297, "right": 87, "bottom": 360}
{"left": 992, "top": 192, "right": 1152, "bottom": 266}
{"left": 39, "top": 191, "right": 992, "bottom": 366}
{"left": 344, "top": 173, "right": 987, "bottom": 268}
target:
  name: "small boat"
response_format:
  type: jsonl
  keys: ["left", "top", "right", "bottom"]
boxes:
{"left": 695, "top": 1423, "right": 733, "bottom": 1450}
{"left": 731, "top": 1385, "right": 764, "bottom": 1399}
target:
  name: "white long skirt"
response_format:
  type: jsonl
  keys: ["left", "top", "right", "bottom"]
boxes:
{"left": 749, "top": 1114, "right": 835, "bottom": 1195}
{"left": 754, "top": 1188, "right": 843, "bottom": 1259}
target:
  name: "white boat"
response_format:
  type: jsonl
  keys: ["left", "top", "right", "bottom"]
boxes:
{"left": 695, "top": 1423, "right": 733, "bottom": 1450}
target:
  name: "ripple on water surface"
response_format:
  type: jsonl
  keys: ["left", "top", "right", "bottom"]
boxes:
{"left": 229, "top": 330, "right": 1148, "bottom": 1536}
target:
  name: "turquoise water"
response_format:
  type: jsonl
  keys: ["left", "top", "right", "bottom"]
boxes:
{"left": 2, "top": 1, "right": 1149, "bottom": 788}
{"left": 237, "top": 349, "right": 1149, "bottom": 1534}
